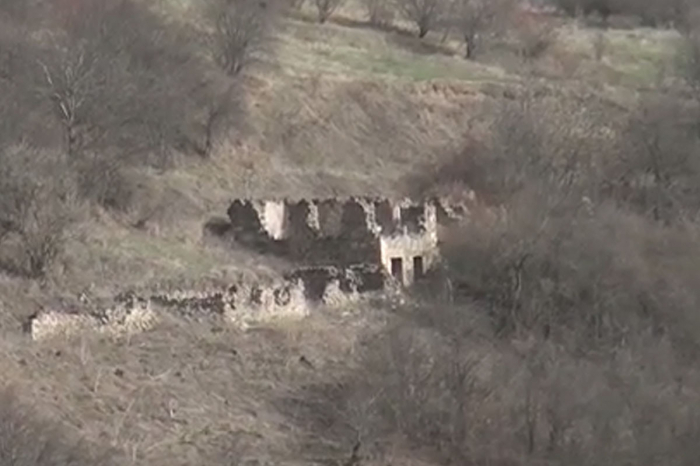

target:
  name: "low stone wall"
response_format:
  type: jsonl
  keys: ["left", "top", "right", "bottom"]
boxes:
{"left": 30, "top": 266, "right": 390, "bottom": 341}
{"left": 31, "top": 300, "right": 159, "bottom": 342}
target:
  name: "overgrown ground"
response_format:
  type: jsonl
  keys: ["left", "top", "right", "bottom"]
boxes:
{"left": 0, "top": 1, "right": 694, "bottom": 465}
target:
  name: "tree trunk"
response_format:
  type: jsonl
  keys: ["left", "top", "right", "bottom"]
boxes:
{"left": 465, "top": 34, "right": 474, "bottom": 59}
{"left": 440, "top": 25, "right": 451, "bottom": 44}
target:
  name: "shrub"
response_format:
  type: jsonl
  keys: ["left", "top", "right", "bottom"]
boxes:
{"left": 0, "top": 145, "right": 78, "bottom": 278}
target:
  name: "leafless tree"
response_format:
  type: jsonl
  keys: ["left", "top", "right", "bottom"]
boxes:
{"left": 607, "top": 91, "right": 700, "bottom": 222}
{"left": 314, "top": 0, "right": 345, "bottom": 23}
{"left": 395, "top": 0, "right": 447, "bottom": 38}
{"left": 27, "top": 0, "right": 237, "bottom": 208}
{"left": 37, "top": 41, "right": 104, "bottom": 159}
{"left": 361, "top": 0, "right": 395, "bottom": 27}
{"left": 511, "top": 12, "right": 557, "bottom": 62}
{"left": 450, "top": 0, "right": 512, "bottom": 59}
{"left": 206, "top": 0, "right": 276, "bottom": 75}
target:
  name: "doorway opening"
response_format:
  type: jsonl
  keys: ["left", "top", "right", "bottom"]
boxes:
{"left": 413, "top": 256, "right": 424, "bottom": 280}
{"left": 391, "top": 257, "right": 403, "bottom": 284}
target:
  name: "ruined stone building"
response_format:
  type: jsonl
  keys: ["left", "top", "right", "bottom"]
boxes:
{"left": 226, "top": 197, "right": 458, "bottom": 286}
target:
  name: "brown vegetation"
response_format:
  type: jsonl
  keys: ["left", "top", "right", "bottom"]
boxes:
{"left": 4, "top": 0, "right": 700, "bottom": 465}
{"left": 205, "top": 0, "right": 279, "bottom": 75}
{"left": 361, "top": 0, "right": 395, "bottom": 27}
{"left": 314, "top": 0, "right": 346, "bottom": 23}
{"left": 0, "top": 386, "right": 116, "bottom": 466}
{"left": 548, "top": 0, "right": 694, "bottom": 28}
{"left": 449, "top": 0, "right": 513, "bottom": 58}
{"left": 282, "top": 77, "right": 700, "bottom": 466}
{"left": 395, "top": 0, "right": 447, "bottom": 38}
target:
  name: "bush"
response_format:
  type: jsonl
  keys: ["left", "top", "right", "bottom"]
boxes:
{"left": 408, "top": 87, "right": 700, "bottom": 355}
{"left": 0, "top": 145, "right": 78, "bottom": 278}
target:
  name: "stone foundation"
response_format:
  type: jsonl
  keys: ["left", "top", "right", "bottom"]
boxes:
{"left": 30, "top": 266, "right": 390, "bottom": 342}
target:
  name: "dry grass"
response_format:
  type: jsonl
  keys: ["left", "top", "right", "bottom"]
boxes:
{"left": 0, "top": 304, "right": 388, "bottom": 466}
{"left": 1, "top": 2, "right": 696, "bottom": 465}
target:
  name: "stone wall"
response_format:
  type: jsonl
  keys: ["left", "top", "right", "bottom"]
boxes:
{"left": 380, "top": 232, "right": 439, "bottom": 286}
{"left": 30, "top": 265, "right": 390, "bottom": 342}
{"left": 226, "top": 196, "right": 448, "bottom": 270}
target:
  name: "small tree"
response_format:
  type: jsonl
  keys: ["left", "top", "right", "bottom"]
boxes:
{"left": 511, "top": 10, "right": 556, "bottom": 62}
{"left": 207, "top": 0, "right": 276, "bottom": 75}
{"left": 451, "top": 0, "right": 512, "bottom": 59}
{"left": 395, "top": 0, "right": 447, "bottom": 38}
{"left": 361, "top": 0, "right": 395, "bottom": 27}
{"left": 314, "top": 0, "right": 345, "bottom": 23}
{"left": 38, "top": 42, "right": 104, "bottom": 159}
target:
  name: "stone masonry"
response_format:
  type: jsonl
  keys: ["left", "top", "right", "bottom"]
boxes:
{"left": 227, "top": 197, "right": 462, "bottom": 286}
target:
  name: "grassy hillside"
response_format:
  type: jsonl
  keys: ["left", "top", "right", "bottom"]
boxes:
{"left": 2, "top": 0, "right": 699, "bottom": 465}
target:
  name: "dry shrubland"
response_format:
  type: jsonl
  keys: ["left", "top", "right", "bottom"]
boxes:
{"left": 4, "top": 0, "right": 700, "bottom": 465}
{"left": 0, "top": 0, "right": 280, "bottom": 277}
{"left": 279, "top": 83, "right": 700, "bottom": 466}
{"left": 0, "top": 386, "right": 117, "bottom": 466}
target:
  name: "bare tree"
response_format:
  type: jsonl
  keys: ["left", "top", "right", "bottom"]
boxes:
{"left": 27, "top": 0, "right": 237, "bottom": 208}
{"left": 207, "top": 0, "right": 276, "bottom": 75}
{"left": 395, "top": 0, "right": 446, "bottom": 38}
{"left": 607, "top": 91, "right": 700, "bottom": 222}
{"left": 314, "top": 0, "right": 345, "bottom": 23}
{"left": 361, "top": 0, "right": 395, "bottom": 27}
{"left": 37, "top": 41, "right": 104, "bottom": 159}
{"left": 511, "top": 10, "right": 557, "bottom": 62}
{"left": 450, "top": 0, "right": 512, "bottom": 59}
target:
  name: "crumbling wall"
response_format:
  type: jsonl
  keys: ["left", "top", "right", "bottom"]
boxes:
{"left": 230, "top": 279, "right": 308, "bottom": 329}
{"left": 286, "top": 266, "right": 338, "bottom": 302}
{"left": 224, "top": 197, "right": 449, "bottom": 274}
{"left": 260, "top": 200, "right": 287, "bottom": 240}
{"left": 227, "top": 200, "right": 271, "bottom": 250}
{"left": 31, "top": 301, "right": 159, "bottom": 342}
{"left": 30, "top": 263, "right": 392, "bottom": 342}
{"left": 401, "top": 205, "right": 425, "bottom": 234}
{"left": 228, "top": 200, "right": 265, "bottom": 236}
{"left": 348, "top": 264, "right": 386, "bottom": 293}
